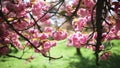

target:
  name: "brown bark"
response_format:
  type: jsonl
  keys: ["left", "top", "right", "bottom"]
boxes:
{"left": 95, "top": 0, "right": 104, "bottom": 65}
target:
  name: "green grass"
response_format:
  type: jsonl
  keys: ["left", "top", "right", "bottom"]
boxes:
{"left": 0, "top": 40, "right": 120, "bottom": 68}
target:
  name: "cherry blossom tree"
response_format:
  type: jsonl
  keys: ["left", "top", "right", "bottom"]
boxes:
{"left": 0, "top": 0, "right": 119, "bottom": 65}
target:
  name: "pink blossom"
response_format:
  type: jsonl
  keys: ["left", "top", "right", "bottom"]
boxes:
{"left": 85, "top": 45, "right": 96, "bottom": 51}
{"left": 115, "top": 19, "right": 120, "bottom": 30}
{"left": 0, "top": 46, "right": 9, "bottom": 55}
{"left": 51, "top": 41, "right": 56, "bottom": 47}
{"left": 2, "top": 8, "right": 8, "bottom": 14}
{"left": 13, "top": 21, "right": 28, "bottom": 30}
{"left": 44, "top": 27, "right": 53, "bottom": 33}
{"left": 72, "top": 0, "right": 79, "bottom": 6}
{"left": 72, "top": 18, "right": 87, "bottom": 31}
{"left": 112, "top": 2, "right": 120, "bottom": 13}
{"left": 106, "top": 27, "right": 118, "bottom": 40}
{"left": 29, "top": 28, "right": 39, "bottom": 34}
{"left": 32, "top": 8, "right": 41, "bottom": 16}
{"left": 52, "top": 31, "right": 60, "bottom": 40}
{"left": 4, "top": 38, "right": 10, "bottom": 44}
{"left": 99, "top": 45, "right": 104, "bottom": 50}
{"left": 93, "top": 32, "right": 97, "bottom": 39}
{"left": 101, "top": 54, "right": 107, "bottom": 60}
{"left": 39, "top": 33, "right": 49, "bottom": 40}
{"left": 52, "top": 31, "right": 67, "bottom": 41}
{"left": 77, "top": 8, "right": 89, "bottom": 17}
{"left": 117, "top": 31, "right": 120, "bottom": 39}
{"left": 43, "top": 41, "right": 51, "bottom": 49}
{"left": 0, "top": 23, "right": 9, "bottom": 38}
{"left": 101, "top": 52, "right": 111, "bottom": 60}
{"left": 65, "top": 5, "right": 73, "bottom": 16}
{"left": 67, "top": 32, "right": 87, "bottom": 48}
{"left": 25, "top": 2, "right": 32, "bottom": 7}
{"left": 60, "top": 32, "right": 67, "bottom": 40}
{"left": 6, "top": 2, "right": 17, "bottom": 12}
{"left": 12, "top": 40, "right": 24, "bottom": 50}
{"left": 32, "top": 2, "right": 43, "bottom": 16}
{"left": 79, "top": 36, "right": 87, "bottom": 44}
{"left": 83, "top": 0, "right": 95, "bottom": 9}
{"left": 31, "top": 40, "right": 39, "bottom": 48}
{"left": 17, "top": 3, "right": 26, "bottom": 13}
{"left": 102, "top": 33, "right": 107, "bottom": 39}
{"left": 39, "top": 41, "right": 56, "bottom": 54}
{"left": 39, "top": 14, "right": 50, "bottom": 22}
{"left": 6, "top": 1, "right": 26, "bottom": 14}
{"left": 41, "top": 41, "right": 51, "bottom": 53}
{"left": 43, "top": 20, "right": 51, "bottom": 25}
{"left": 42, "top": 5, "right": 50, "bottom": 11}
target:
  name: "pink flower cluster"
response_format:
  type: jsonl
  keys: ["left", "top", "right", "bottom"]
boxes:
{"left": 72, "top": 18, "right": 87, "bottom": 31}
{"left": 77, "top": 8, "right": 90, "bottom": 17}
{"left": 52, "top": 30, "right": 67, "bottom": 41}
{"left": 0, "top": 23, "right": 9, "bottom": 38}
{"left": 35, "top": 41, "right": 56, "bottom": 54}
{"left": 67, "top": 32, "right": 88, "bottom": 48}
{"left": 85, "top": 45, "right": 96, "bottom": 51}
{"left": 85, "top": 45, "right": 104, "bottom": 51}
{"left": 0, "top": 23, "right": 24, "bottom": 50}
{"left": 8, "top": 32, "right": 24, "bottom": 50}
{"left": 13, "top": 20, "right": 29, "bottom": 30}
{"left": 25, "top": 28, "right": 67, "bottom": 54}
{"left": 0, "top": 23, "right": 10, "bottom": 45}
{"left": 101, "top": 51, "right": 111, "bottom": 60}
{"left": 103, "top": 25, "right": 120, "bottom": 41}
{"left": 25, "top": 28, "right": 50, "bottom": 54}
{"left": 31, "top": 0, "right": 50, "bottom": 23}
{"left": 65, "top": 5, "right": 74, "bottom": 16}
{"left": 0, "top": 46, "right": 9, "bottom": 55}
{"left": 32, "top": 1, "right": 44, "bottom": 16}
{"left": 112, "top": 2, "right": 120, "bottom": 13}
{"left": 44, "top": 27, "right": 53, "bottom": 33}
{"left": 115, "top": 19, "right": 120, "bottom": 30}
{"left": 5, "top": 1, "right": 27, "bottom": 17}
{"left": 83, "top": 0, "right": 95, "bottom": 9}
